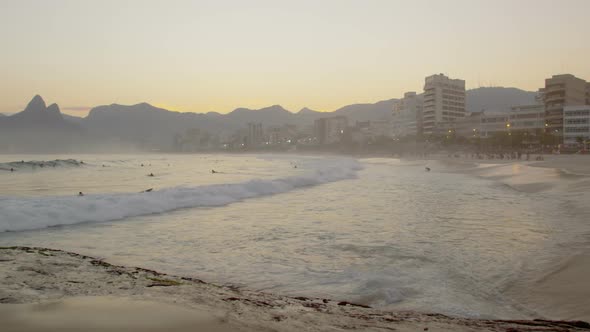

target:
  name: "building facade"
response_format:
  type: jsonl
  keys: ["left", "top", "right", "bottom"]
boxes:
{"left": 455, "top": 111, "right": 484, "bottom": 138}
{"left": 392, "top": 91, "right": 423, "bottom": 138}
{"left": 267, "top": 124, "right": 297, "bottom": 146}
{"left": 563, "top": 105, "right": 590, "bottom": 147}
{"left": 543, "top": 74, "right": 588, "bottom": 141}
{"left": 479, "top": 112, "right": 509, "bottom": 138}
{"left": 455, "top": 105, "right": 546, "bottom": 140}
{"left": 509, "top": 104, "right": 545, "bottom": 133}
{"left": 314, "top": 116, "right": 348, "bottom": 144}
{"left": 422, "top": 74, "right": 466, "bottom": 136}
{"left": 247, "top": 122, "right": 263, "bottom": 147}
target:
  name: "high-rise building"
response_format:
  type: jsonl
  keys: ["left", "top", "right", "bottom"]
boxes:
{"left": 314, "top": 116, "right": 348, "bottom": 144}
{"left": 247, "top": 122, "right": 263, "bottom": 147}
{"left": 543, "top": 74, "right": 588, "bottom": 141}
{"left": 392, "top": 92, "right": 423, "bottom": 138}
{"left": 422, "top": 74, "right": 465, "bottom": 136}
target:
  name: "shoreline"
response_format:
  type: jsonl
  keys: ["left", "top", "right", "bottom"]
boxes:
{"left": 1, "top": 246, "right": 589, "bottom": 331}
{"left": 420, "top": 154, "right": 590, "bottom": 322}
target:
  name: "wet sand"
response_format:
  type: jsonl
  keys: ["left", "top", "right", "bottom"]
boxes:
{"left": 1, "top": 297, "right": 235, "bottom": 332}
{"left": 513, "top": 253, "right": 590, "bottom": 322}
{"left": 430, "top": 154, "right": 590, "bottom": 322}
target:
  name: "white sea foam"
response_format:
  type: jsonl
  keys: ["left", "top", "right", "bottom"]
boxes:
{"left": 0, "top": 158, "right": 361, "bottom": 232}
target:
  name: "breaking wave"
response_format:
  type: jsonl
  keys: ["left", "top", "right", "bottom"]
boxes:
{"left": 0, "top": 159, "right": 84, "bottom": 171}
{"left": 0, "top": 159, "right": 361, "bottom": 232}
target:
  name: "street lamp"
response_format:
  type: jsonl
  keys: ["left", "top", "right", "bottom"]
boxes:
{"left": 506, "top": 123, "right": 512, "bottom": 150}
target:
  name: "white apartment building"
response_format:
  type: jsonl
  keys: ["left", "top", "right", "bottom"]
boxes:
{"left": 480, "top": 112, "right": 509, "bottom": 138}
{"left": 422, "top": 74, "right": 466, "bottom": 136}
{"left": 509, "top": 104, "right": 545, "bottom": 133}
{"left": 563, "top": 105, "right": 590, "bottom": 146}
{"left": 392, "top": 91, "right": 422, "bottom": 138}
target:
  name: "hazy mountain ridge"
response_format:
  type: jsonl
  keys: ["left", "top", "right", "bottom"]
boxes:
{"left": 0, "top": 87, "right": 537, "bottom": 152}
{"left": 466, "top": 87, "right": 539, "bottom": 112}
{"left": 0, "top": 96, "right": 83, "bottom": 152}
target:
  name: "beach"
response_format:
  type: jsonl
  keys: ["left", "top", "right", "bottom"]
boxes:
{"left": 2, "top": 246, "right": 589, "bottom": 332}
{"left": 431, "top": 154, "right": 590, "bottom": 322}
{"left": 1, "top": 154, "right": 590, "bottom": 329}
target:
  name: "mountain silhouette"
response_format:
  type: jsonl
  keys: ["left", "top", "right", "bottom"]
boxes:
{"left": 0, "top": 95, "right": 82, "bottom": 152}
{"left": 466, "top": 87, "right": 538, "bottom": 112}
{"left": 3, "top": 95, "right": 66, "bottom": 126}
{"left": 0, "top": 87, "right": 538, "bottom": 152}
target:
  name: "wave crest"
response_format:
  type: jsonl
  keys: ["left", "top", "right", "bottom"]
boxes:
{"left": 0, "top": 159, "right": 361, "bottom": 232}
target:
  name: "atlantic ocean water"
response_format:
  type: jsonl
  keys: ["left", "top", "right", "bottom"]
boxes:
{"left": 1, "top": 154, "right": 589, "bottom": 319}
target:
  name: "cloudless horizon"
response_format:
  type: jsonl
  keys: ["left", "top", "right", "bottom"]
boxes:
{"left": 1, "top": 0, "right": 589, "bottom": 116}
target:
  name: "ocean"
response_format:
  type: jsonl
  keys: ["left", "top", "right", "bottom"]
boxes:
{"left": 1, "top": 153, "right": 589, "bottom": 319}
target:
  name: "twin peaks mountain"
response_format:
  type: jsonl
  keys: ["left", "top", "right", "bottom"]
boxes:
{"left": 0, "top": 96, "right": 82, "bottom": 152}
{"left": 4, "top": 95, "right": 66, "bottom": 126}
{"left": 0, "top": 87, "right": 536, "bottom": 152}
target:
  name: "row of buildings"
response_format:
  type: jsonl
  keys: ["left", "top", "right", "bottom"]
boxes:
{"left": 207, "top": 73, "right": 590, "bottom": 151}
{"left": 391, "top": 73, "right": 590, "bottom": 147}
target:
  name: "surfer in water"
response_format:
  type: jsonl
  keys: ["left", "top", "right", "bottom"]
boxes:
{"left": 425, "top": 167, "right": 431, "bottom": 172}
{"left": 211, "top": 169, "right": 217, "bottom": 174}
{"left": 143, "top": 188, "right": 153, "bottom": 193}
{"left": 10, "top": 168, "right": 14, "bottom": 172}
{"left": 148, "top": 173, "right": 154, "bottom": 177}
{"left": 78, "top": 192, "right": 84, "bottom": 196}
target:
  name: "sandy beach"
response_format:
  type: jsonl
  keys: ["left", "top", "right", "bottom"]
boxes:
{"left": 1, "top": 246, "right": 589, "bottom": 331}
{"left": 424, "top": 154, "right": 590, "bottom": 322}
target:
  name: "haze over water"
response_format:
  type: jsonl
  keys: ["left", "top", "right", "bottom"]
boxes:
{"left": 2, "top": 154, "right": 588, "bottom": 319}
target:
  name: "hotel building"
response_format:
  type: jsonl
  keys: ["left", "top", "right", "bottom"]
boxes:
{"left": 422, "top": 74, "right": 466, "bottom": 136}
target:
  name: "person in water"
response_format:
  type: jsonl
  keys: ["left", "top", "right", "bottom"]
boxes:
{"left": 211, "top": 169, "right": 217, "bottom": 174}
{"left": 148, "top": 173, "right": 154, "bottom": 177}
{"left": 10, "top": 168, "right": 14, "bottom": 172}
{"left": 425, "top": 167, "right": 431, "bottom": 172}
{"left": 78, "top": 192, "right": 84, "bottom": 196}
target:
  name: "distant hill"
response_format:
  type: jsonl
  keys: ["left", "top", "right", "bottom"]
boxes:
{"left": 6, "top": 95, "right": 65, "bottom": 125}
{"left": 79, "top": 98, "right": 398, "bottom": 149}
{"left": 466, "top": 87, "right": 538, "bottom": 112}
{"left": 0, "top": 95, "right": 82, "bottom": 152}
{"left": 0, "top": 89, "right": 539, "bottom": 152}
{"left": 225, "top": 105, "right": 296, "bottom": 127}
{"left": 62, "top": 114, "right": 84, "bottom": 124}
{"left": 332, "top": 99, "right": 397, "bottom": 122}
{"left": 297, "top": 107, "right": 320, "bottom": 115}
{"left": 83, "top": 103, "right": 225, "bottom": 149}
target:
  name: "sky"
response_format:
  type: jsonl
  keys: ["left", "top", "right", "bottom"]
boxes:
{"left": 0, "top": 0, "right": 589, "bottom": 116}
